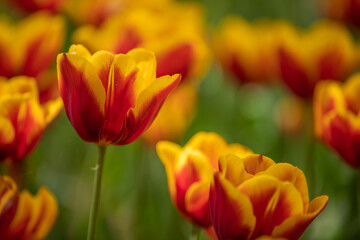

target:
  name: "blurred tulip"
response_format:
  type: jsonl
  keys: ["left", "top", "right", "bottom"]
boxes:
{"left": 213, "top": 16, "right": 284, "bottom": 84}
{"left": 142, "top": 84, "right": 197, "bottom": 145}
{"left": 65, "top": 0, "right": 174, "bottom": 26}
{"left": 0, "top": 12, "right": 65, "bottom": 78}
{"left": 314, "top": 73, "right": 360, "bottom": 168}
{"left": 0, "top": 76, "right": 62, "bottom": 163}
{"left": 0, "top": 175, "right": 58, "bottom": 240}
{"left": 209, "top": 154, "right": 328, "bottom": 240}
{"left": 0, "top": 12, "right": 65, "bottom": 103}
{"left": 278, "top": 20, "right": 359, "bottom": 99}
{"left": 57, "top": 44, "right": 181, "bottom": 145}
{"left": 156, "top": 132, "right": 252, "bottom": 227}
{"left": 8, "top": 0, "right": 66, "bottom": 13}
{"left": 72, "top": 4, "right": 211, "bottom": 83}
{"left": 320, "top": 0, "right": 360, "bottom": 28}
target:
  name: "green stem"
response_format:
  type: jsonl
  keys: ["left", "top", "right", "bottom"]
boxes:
{"left": 87, "top": 145, "right": 107, "bottom": 240}
{"left": 357, "top": 170, "right": 360, "bottom": 233}
{"left": 305, "top": 102, "right": 316, "bottom": 199}
{"left": 190, "top": 225, "right": 201, "bottom": 240}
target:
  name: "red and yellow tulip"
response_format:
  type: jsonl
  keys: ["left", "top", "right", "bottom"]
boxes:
{"left": 209, "top": 154, "right": 328, "bottom": 240}
{"left": 142, "top": 83, "right": 197, "bottom": 145}
{"left": 0, "top": 76, "right": 62, "bottom": 163}
{"left": 72, "top": 4, "right": 210, "bottom": 83}
{"left": 0, "top": 175, "right": 58, "bottom": 239}
{"left": 156, "top": 132, "right": 252, "bottom": 227}
{"left": 0, "top": 12, "right": 65, "bottom": 102}
{"left": 213, "top": 16, "right": 284, "bottom": 84}
{"left": 320, "top": 0, "right": 360, "bottom": 28}
{"left": 278, "top": 20, "right": 359, "bottom": 99}
{"left": 314, "top": 73, "right": 360, "bottom": 168}
{"left": 57, "top": 44, "right": 181, "bottom": 145}
{"left": 0, "top": 12, "right": 65, "bottom": 78}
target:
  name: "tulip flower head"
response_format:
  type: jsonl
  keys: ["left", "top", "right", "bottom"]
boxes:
{"left": 0, "top": 76, "right": 62, "bottom": 163}
{"left": 156, "top": 132, "right": 252, "bottom": 227}
{"left": 0, "top": 175, "right": 58, "bottom": 239}
{"left": 57, "top": 44, "right": 181, "bottom": 146}
{"left": 72, "top": 4, "right": 210, "bottom": 83}
{"left": 213, "top": 16, "right": 285, "bottom": 84}
{"left": 209, "top": 154, "right": 328, "bottom": 240}
{"left": 314, "top": 73, "right": 360, "bottom": 168}
{"left": 0, "top": 12, "right": 65, "bottom": 79}
{"left": 278, "top": 20, "right": 359, "bottom": 99}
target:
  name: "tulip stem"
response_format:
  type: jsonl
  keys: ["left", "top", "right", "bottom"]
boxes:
{"left": 87, "top": 145, "right": 107, "bottom": 240}
{"left": 305, "top": 102, "right": 316, "bottom": 198}
{"left": 190, "top": 225, "right": 201, "bottom": 240}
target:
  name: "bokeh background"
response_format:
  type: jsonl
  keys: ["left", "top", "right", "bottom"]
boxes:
{"left": 0, "top": 0, "right": 359, "bottom": 239}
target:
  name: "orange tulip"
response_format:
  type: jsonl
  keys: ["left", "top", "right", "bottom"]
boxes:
{"left": 320, "top": 0, "right": 360, "bottom": 28}
{"left": 142, "top": 83, "right": 197, "bottom": 145}
{"left": 278, "top": 20, "right": 359, "bottom": 99}
{"left": 314, "top": 73, "right": 360, "bottom": 168}
{"left": 8, "top": 0, "right": 66, "bottom": 13}
{"left": 0, "top": 175, "right": 58, "bottom": 239}
{"left": 209, "top": 154, "right": 328, "bottom": 240}
{"left": 72, "top": 4, "right": 210, "bottom": 83}
{"left": 57, "top": 44, "right": 181, "bottom": 145}
{"left": 0, "top": 76, "right": 62, "bottom": 163}
{"left": 156, "top": 132, "right": 252, "bottom": 227}
{"left": 213, "top": 16, "right": 284, "bottom": 84}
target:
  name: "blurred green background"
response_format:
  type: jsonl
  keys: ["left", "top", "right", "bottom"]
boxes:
{"left": 1, "top": 0, "right": 359, "bottom": 239}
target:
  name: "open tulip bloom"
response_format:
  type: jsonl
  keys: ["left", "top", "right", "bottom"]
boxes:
{"left": 0, "top": 175, "right": 58, "bottom": 239}
{"left": 157, "top": 132, "right": 328, "bottom": 240}
{"left": 57, "top": 44, "right": 181, "bottom": 239}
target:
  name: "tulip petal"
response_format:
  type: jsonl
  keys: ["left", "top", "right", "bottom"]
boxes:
{"left": 261, "top": 163, "right": 309, "bottom": 212}
{"left": 0, "top": 116, "right": 15, "bottom": 145}
{"left": 156, "top": 141, "right": 182, "bottom": 199}
{"left": 57, "top": 52, "right": 105, "bottom": 142}
{"left": 127, "top": 48, "right": 157, "bottom": 95}
{"left": 209, "top": 173, "right": 255, "bottom": 240}
{"left": 242, "top": 154, "right": 275, "bottom": 175}
{"left": 218, "top": 154, "right": 252, "bottom": 187}
{"left": 185, "top": 181, "right": 211, "bottom": 227}
{"left": 100, "top": 54, "right": 137, "bottom": 143}
{"left": 238, "top": 175, "right": 303, "bottom": 237}
{"left": 272, "top": 195, "right": 328, "bottom": 239}
{"left": 114, "top": 74, "right": 181, "bottom": 145}
{"left": 89, "top": 50, "right": 115, "bottom": 91}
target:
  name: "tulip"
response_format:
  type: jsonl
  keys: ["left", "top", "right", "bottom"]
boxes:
{"left": 9, "top": 0, "right": 66, "bottom": 13}
{"left": 314, "top": 73, "right": 360, "bottom": 168}
{"left": 57, "top": 44, "right": 180, "bottom": 240}
{"left": 0, "top": 76, "right": 62, "bottom": 163}
{"left": 320, "top": 0, "right": 360, "bottom": 28}
{"left": 213, "top": 16, "right": 284, "bottom": 84}
{"left": 0, "top": 12, "right": 65, "bottom": 78}
{"left": 0, "top": 175, "right": 58, "bottom": 239}
{"left": 156, "top": 132, "right": 252, "bottom": 227}
{"left": 57, "top": 44, "right": 181, "bottom": 145}
{"left": 142, "top": 83, "right": 197, "bottom": 145}
{"left": 72, "top": 4, "right": 211, "bottom": 83}
{"left": 278, "top": 20, "right": 359, "bottom": 99}
{"left": 209, "top": 154, "right": 328, "bottom": 240}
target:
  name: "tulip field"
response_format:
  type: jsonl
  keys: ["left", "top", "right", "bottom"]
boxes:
{"left": 0, "top": 0, "right": 360, "bottom": 239}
